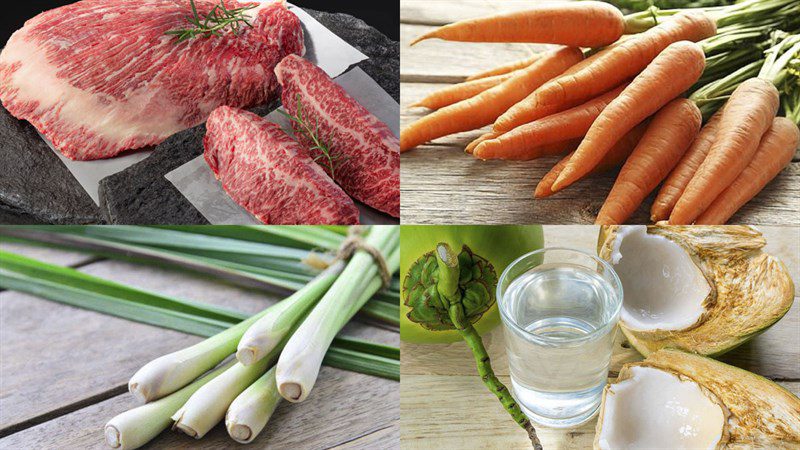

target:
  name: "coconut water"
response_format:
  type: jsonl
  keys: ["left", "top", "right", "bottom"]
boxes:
{"left": 499, "top": 262, "right": 620, "bottom": 428}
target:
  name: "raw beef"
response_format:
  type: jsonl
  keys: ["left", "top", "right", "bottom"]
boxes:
{"left": 275, "top": 55, "right": 400, "bottom": 217}
{"left": 204, "top": 106, "right": 359, "bottom": 225}
{"left": 0, "top": 0, "right": 304, "bottom": 160}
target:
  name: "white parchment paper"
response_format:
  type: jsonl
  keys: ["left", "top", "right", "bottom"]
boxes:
{"left": 44, "top": 3, "right": 368, "bottom": 205}
{"left": 165, "top": 67, "right": 399, "bottom": 225}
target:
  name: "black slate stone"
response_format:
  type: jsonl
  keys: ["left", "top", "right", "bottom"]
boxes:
{"left": 0, "top": 105, "right": 100, "bottom": 224}
{"left": 98, "top": 8, "right": 399, "bottom": 224}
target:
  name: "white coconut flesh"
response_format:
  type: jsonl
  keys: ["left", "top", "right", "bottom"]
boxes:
{"left": 610, "top": 226, "right": 711, "bottom": 331}
{"left": 597, "top": 366, "right": 725, "bottom": 449}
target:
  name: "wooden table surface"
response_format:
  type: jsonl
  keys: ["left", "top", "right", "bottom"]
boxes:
{"left": 0, "top": 243, "right": 399, "bottom": 449}
{"left": 399, "top": 0, "right": 800, "bottom": 225}
{"left": 400, "top": 225, "right": 800, "bottom": 449}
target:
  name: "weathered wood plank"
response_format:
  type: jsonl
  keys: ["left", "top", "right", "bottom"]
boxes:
{"left": 0, "top": 257, "right": 397, "bottom": 448}
{"left": 400, "top": 374, "right": 800, "bottom": 449}
{"left": 400, "top": 83, "right": 800, "bottom": 225}
{"left": 401, "top": 24, "right": 543, "bottom": 82}
{"left": 0, "top": 365, "right": 398, "bottom": 450}
{"left": 401, "top": 0, "right": 536, "bottom": 26}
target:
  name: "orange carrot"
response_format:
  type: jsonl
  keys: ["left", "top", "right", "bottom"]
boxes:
{"left": 410, "top": 2, "right": 624, "bottom": 47}
{"left": 465, "top": 131, "right": 501, "bottom": 154}
{"left": 493, "top": 43, "right": 625, "bottom": 132}
{"left": 695, "top": 117, "right": 799, "bottom": 224}
{"left": 412, "top": 72, "right": 518, "bottom": 110}
{"left": 466, "top": 54, "right": 541, "bottom": 81}
{"left": 670, "top": 77, "right": 780, "bottom": 224}
{"left": 475, "top": 139, "right": 579, "bottom": 162}
{"left": 595, "top": 99, "right": 702, "bottom": 225}
{"left": 534, "top": 123, "right": 648, "bottom": 198}
{"left": 474, "top": 83, "right": 628, "bottom": 160}
{"left": 552, "top": 40, "right": 706, "bottom": 192}
{"left": 400, "top": 47, "right": 583, "bottom": 152}
{"left": 650, "top": 108, "right": 723, "bottom": 222}
{"left": 512, "top": 12, "right": 715, "bottom": 125}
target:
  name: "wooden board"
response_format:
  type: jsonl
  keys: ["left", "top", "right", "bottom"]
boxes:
{"left": 400, "top": 11, "right": 800, "bottom": 225}
{"left": 400, "top": 225, "right": 800, "bottom": 448}
{"left": 0, "top": 246, "right": 399, "bottom": 449}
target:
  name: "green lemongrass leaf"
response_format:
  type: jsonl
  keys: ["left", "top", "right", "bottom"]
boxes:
{"left": 0, "top": 229, "right": 311, "bottom": 291}
{"left": 359, "top": 300, "right": 401, "bottom": 326}
{"left": 323, "top": 347, "right": 399, "bottom": 381}
{"left": 32, "top": 225, "right": 313, "bottom": 264}
{"left": 0, "top": 270, "right": 234, "bottom": 337}
{"left": 0, "top": 226, "right": 400, "bottom": 310}
{"left": 0, "top": 250, "right": 242, "bottom": 323}
{"left": 0, "top": 250, "right": 398, "bottom": 364}
{"left": 332, "top": 336, "right": 399, "bottom": 360}
{"left": 151, "top": 225, "right": 344, "bottom": 251}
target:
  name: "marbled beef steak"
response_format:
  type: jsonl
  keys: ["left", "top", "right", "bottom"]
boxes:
{"left": 276, "top": 55, "right": 400, "bottom": 218}
{"left": 204, "top": 106, "right": 359, "bottom": 225}
{"left": 0, "top": 0, "right": 303, "bottom": 161}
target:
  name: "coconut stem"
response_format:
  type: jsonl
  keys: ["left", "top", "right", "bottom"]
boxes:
{"left": 435, "top": 243, "right": 543, "bottom": 450}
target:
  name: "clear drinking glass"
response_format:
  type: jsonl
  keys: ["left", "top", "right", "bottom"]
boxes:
{"left": 496, "top": 247, "right": 623, "bottom": 428}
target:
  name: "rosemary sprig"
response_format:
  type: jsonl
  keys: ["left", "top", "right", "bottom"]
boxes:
{"left": 165, "top": 0, "right": 257, "bottom": 42}
{"left": 280, "top": 94, "right": 347, "bottom": 180}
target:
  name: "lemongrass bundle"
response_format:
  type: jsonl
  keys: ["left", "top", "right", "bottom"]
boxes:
{"left": 276, "top": 226, "right": 400, "bottom": 402}
{"left": 128, "top": 262, "right": 342, "bottom": 402}
{"left": 105, "top": 361, "right": 234, "bottom": 450}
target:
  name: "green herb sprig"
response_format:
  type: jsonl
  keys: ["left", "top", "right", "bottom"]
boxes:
{"left": 280, "top": 94, "right": 347, "bottom": 180}
{"left": 166, "top": 0, "right": 257, "bottom": 42}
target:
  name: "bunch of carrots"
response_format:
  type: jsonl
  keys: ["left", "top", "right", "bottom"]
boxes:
{"left": 401, "top": 0, "right": 800, "bottom": 224}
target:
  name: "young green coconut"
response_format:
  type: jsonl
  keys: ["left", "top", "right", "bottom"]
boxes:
{"left": 597, "top": 225, "right": 794, "bottom": 356}
{"left": 595, "top": 348, "right": 800, "bottom": 449}
{"left": 404, "top": 242, "right": 543, "bottom": 449}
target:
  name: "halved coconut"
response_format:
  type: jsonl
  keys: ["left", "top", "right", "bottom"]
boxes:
{"left": 595, "top": 349, "right": 800, "bottom": 449}
{"left": 597, "top": 225, "right": 794, "bottom": 356}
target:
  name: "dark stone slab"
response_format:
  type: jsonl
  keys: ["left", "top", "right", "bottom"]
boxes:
{"left": 98, "top": 8, "right": 399, "bottom": 224}
{"left": 0, "top": 105, "right": 101, "bottom": 224}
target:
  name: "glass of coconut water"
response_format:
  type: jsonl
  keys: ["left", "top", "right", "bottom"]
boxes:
{"left": 497, "top": 247, "right": 622, "bottom": 428}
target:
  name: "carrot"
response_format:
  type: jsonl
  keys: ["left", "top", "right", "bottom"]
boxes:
{"left": 512, "top": 12, "right": 715, "bottom": 125}
{"left": 475, "top": 139, "right": 579, "bottom": 162}
{"left": 400, "top": 47, "right": 583, "bottom": 152}
{"left": 474, "top": 83, "right": 628, "bottom": 160}
{"left": 534, "top": 123, "right": 648, "bottom": 198}
{"left": 552, "top": 40, "right": 706, "bottom": 192}
{"left": 595, "top": 99, "right": 702, "bottom": 225}
{"left": 650, "top": 108, "right": 724, "bottom": 222}
{"left": 466, "top": 54, "right": 541, "bottom": 81}
{"left": 695, "top": 117, "right": 799, "bottom": 224}
{"left": 669, "top": 77, "right": 780, "bottom": 224}
{"left": 465, "top": 131, "right": 501, "bottom": 154}
{"left": 410, "top": 1, "right": 624, "bottom": 48}
{"left": 412, "top": 72, "right": 518, "bottom": 110}
{"left": 493, "top": 42, "right": 626, "bottom": 132}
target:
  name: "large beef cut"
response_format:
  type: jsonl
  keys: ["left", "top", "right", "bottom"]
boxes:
{"left": 0, "top": 0, "right": 303, "bottom": 160}
{"left": 204, "top": 106, "right": 359, "bottom": 225}
{"left": 275, "top": 55, "right": 400, "bottom": 217}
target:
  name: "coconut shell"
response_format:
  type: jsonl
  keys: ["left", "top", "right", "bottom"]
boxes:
{"left": 598, "top": 226, "right": 794, "bottom": 356}
{"left": 594, "top": 349, "right": 800, "bottom": 449}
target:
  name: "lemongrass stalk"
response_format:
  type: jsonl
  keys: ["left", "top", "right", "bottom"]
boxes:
{"left": 105, "top": 361, "right": 234, "bottom": 450}
{"left": 225, "top": 366, "right": 282, "bottom": 443}
{"left": 172, "top": 358, "right": 271, "bottom": 439}
{"left": 128, "top": 263, "right": 342, "bottom": 403}
{"left": 276, "top": 229, "right": 400, "bottom": 403}
{"left": 236, "top": 261, "right": 344, "bottom": 366}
